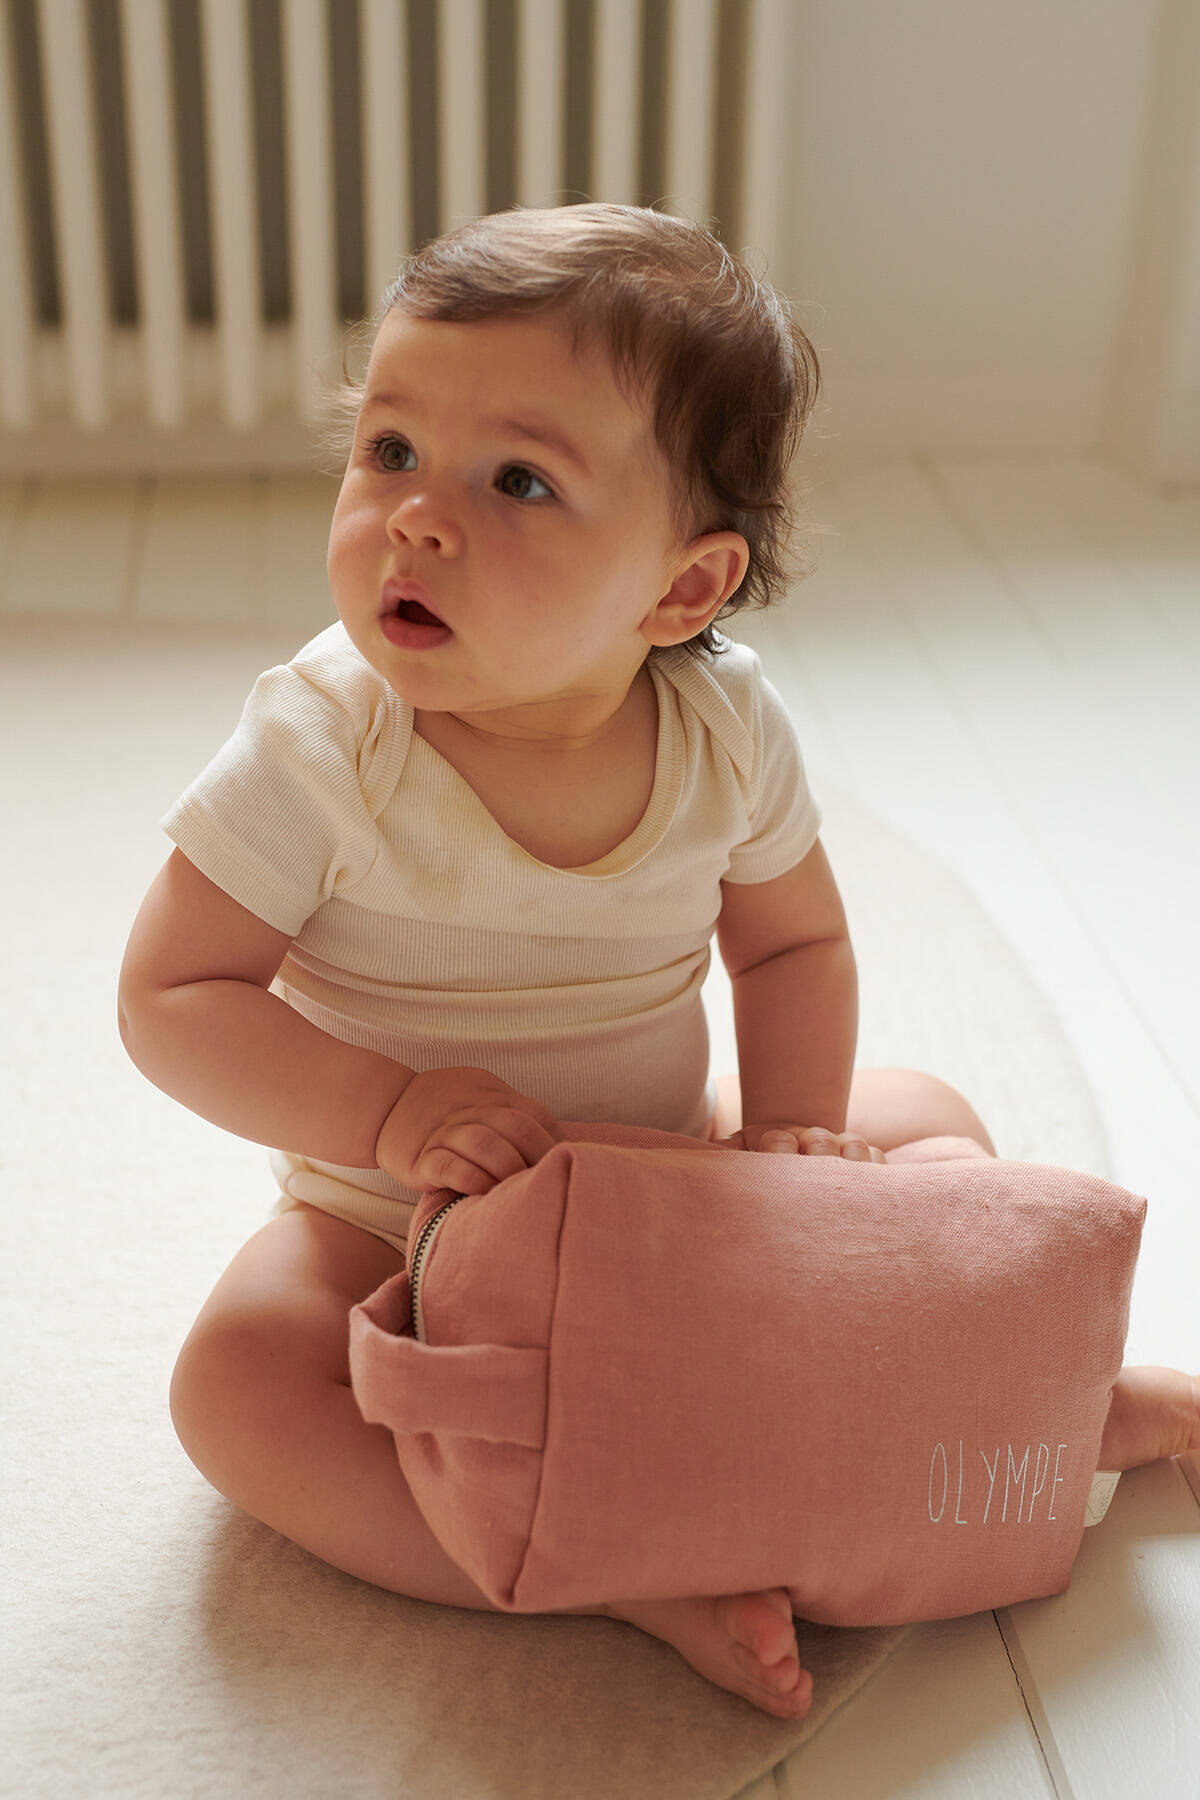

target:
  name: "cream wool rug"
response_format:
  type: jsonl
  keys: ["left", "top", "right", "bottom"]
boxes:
{"left": 0, "top": 619, "right": 1108, "bottom": 1800}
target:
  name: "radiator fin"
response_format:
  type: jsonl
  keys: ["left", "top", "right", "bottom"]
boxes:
{"left": 0, "top": 0, "right": 785, "bottom": 469}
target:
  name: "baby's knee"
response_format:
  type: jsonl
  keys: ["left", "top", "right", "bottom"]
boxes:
{"left": 897, "top": 1069, "right": 995, "bottom": 1153}
{"left": 848, "top": 1066, "right": 997, "bottom": 1155}
{"left": 169, "top": 1308, "right": 263, "bottom": 1486}
{"left": 169, "top": 1296, "right": 309, "bottom": 1493}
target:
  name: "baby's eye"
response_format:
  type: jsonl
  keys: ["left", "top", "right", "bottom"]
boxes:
{"left": 365, "top": 432, "right": 412, "bottom": 473}
{"left": 363, "top": 442, "right": 557, "bottom": 507}
{"left": 499, "top": 464, "right": 553, "bottom": 502}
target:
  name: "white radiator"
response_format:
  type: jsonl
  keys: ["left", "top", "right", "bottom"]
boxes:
{"left": 0, "top": 0, "right": 796, "bottom": 475}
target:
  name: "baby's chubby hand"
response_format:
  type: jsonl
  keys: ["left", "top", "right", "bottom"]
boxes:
{"left": 375, "top": 1065, "right": 564, "bottom": 1195}
{"left": 724, "top": 1123, "right": 887, "bottom": 1163}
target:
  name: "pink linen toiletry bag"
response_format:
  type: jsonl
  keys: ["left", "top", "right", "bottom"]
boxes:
{"left": 348, "top": 1122, "right": 1144, "bottom": 1626}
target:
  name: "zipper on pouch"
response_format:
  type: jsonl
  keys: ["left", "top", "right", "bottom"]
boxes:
{"left": 407, "top": 1195, "right": 463, "bottom": 1342}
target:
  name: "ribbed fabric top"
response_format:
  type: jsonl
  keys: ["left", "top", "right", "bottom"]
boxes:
{"left": 161, "top": 622, "right": 821, "bottom": 1215}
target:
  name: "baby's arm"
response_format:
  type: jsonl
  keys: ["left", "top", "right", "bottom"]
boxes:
{"left": 715, "top": 838, "right": 861, "bottom": 1147}
{"left": 118, "top": 848, "right": 560, "bottom": 1194}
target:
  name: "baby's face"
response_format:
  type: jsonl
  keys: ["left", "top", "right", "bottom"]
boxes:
{"left": 327, "top": 308, "right": 686, "bottom": 740}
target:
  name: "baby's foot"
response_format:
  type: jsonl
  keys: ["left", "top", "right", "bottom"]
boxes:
{"left": 605, "top": 1588, "right": 812, "bottom": 1720}
{"left": 1098, "top": 1366, "right": 1200, "bottom": 1471}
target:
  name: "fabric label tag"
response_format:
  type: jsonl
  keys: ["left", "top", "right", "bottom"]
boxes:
{"left": 1084, "top": 1470, "right": 1121, "bottom": 1526}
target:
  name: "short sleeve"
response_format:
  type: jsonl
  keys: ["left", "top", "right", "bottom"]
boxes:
{"left": 160, "top": 663, "right": 381, "bottom": 935}
{"left": 722, "top": 672, "right": 822, "bottom": 884}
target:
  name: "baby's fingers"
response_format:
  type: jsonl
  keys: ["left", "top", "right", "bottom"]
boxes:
{"left": 416, "top": 1113, "right": 561, "bottom": 1195}
{"left": 835, "top": 1134, "right": 887, "bottom": 1163}
{"left": 758, "top": 1127, "right": 841, "bottom": 1156}
{"left": 756, "top": 1127, "right": 885, "bottom": 1161}
{"left": 498, "top": 1107, "right": 565, "bottom": 1159}
{"left": 415, "top": 1137, "right": 520, "bottom": 1195}
{"left": 798, "top": 1128, "right": 843, "bottom": 1156}
{"left": 758, "top": 1129, "right": 806, "bottom": 1154}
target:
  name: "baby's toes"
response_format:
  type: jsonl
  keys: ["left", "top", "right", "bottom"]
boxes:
{"left": 718, "top": 1589, "right": 799, "bottom": 1670}
{"left": 1099, "top": 1367, "right": 1200, "bottom": 1470}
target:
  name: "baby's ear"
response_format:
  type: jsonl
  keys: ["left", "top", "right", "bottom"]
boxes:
{"left": 641, "top": 533, "right": 749, "bottom": 646}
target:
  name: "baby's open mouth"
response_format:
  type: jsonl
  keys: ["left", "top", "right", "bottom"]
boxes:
{"left": 393, "top": 599, "right": 444, "bottom": 627}
{"left": 380, "top": 593, "right": 454, "bottom": 648}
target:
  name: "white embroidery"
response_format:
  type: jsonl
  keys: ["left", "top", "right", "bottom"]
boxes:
{"left": 927, "top": 1441, "right": 1073, "bottom": 1526}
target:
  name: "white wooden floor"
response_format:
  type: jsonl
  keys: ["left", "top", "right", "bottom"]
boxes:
{"left": 1, "top": 455, "right": 1196, "bottom": 1799}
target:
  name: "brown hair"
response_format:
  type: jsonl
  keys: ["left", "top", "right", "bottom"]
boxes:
{"left": 325, "top": 202, "right": 821, "bottom": 660}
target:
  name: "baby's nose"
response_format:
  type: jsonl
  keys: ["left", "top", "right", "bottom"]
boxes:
{"left": 387, "top": 494, "right": 462, "bottom": 555}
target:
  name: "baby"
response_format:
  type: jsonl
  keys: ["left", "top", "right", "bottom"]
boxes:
{"left": 119, "top": 202, "right": 1199, "bottom": 1721}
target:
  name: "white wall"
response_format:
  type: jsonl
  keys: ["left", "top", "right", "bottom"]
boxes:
{"left": 1100, "top": 0, "right": 1200, "bottom": 485}
{"left": 775, "top": 0, "right": 1199, "bottom": 480}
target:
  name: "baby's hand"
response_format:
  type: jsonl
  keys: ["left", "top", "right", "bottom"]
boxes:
{"left": 734, "top": 1123, "right": 887, "bottom": 1163}
{"left": 375, "top": 1065, "right": 564, "bottom": 1195}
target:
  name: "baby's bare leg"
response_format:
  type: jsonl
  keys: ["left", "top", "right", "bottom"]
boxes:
{"left": 846, "top": 1066, "right": 998, "bottom": 1154}
{"left": 169, "top": 1205, "right": 810, "bottom": 1719}
{"left": 170, "top": 1206, "right": 495, "bottom": 1606}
